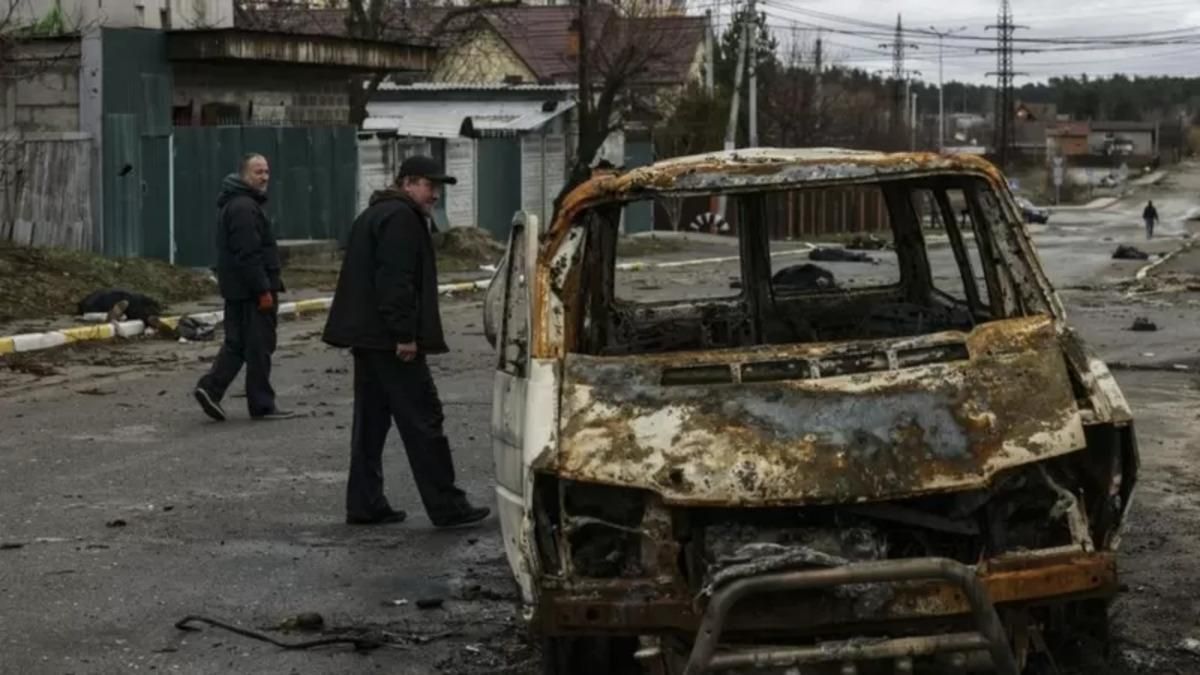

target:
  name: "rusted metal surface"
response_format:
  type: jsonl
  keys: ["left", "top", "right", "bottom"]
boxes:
{"left": 706, "top": 633, "right": 988, "bottom": 670}
{"left": 534, "top": 149, "right": 1040, "bottom": 360}
{"left": 685, "top": 558, "right": 1019, "bottom": 675}
{"left": 167, "top": 30, "right": 433, "bottom": 71}
{"left": 554, "top": 315, "right": 1085, "bottom": 506}
{"left": 500, "top": 148, "right": 1137, "bottom": 664}
{"left": 537, "top": 551, "right": 1116, "bottom": 634}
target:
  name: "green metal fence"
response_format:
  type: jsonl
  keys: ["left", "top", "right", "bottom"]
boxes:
{"left": 173, "top": 126, "right": 359, "bottom": 268}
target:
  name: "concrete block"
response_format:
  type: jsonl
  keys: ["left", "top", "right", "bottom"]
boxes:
{"left": 21, "top": 106, "right": 79, "bottom": 132}
{"left": 15, "top": 71, "right": 78, "bottom": 108}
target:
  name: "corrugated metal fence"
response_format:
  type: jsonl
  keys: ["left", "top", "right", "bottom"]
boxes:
{"left": 173, "top": 126, "right": 358, "bottom": 268}
{"left": 0, "top": 133, "right": 94, "bottom": 249}
{"left": 652, "top": 187, "right": 892, "bottom": 237}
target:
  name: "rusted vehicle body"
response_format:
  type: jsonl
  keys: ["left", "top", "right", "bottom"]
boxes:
{"left": 483, "top": 149, "right": 1137, "bottom": 674}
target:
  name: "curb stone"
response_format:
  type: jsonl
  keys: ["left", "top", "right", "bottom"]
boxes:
{"left": 1, "top": 246, "right": 818, "bottom": 355}
{"left": 0, "top": 281, "right": 492, "bottom": 356}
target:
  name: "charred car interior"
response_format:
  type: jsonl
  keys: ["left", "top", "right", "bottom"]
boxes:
{"left": 485, "top": 150, "right": 1138, "bottom": 674}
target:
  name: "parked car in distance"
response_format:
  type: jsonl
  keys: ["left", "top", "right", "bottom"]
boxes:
{"left": 1016, "top": 196, "right": 1050, "bottom": 224}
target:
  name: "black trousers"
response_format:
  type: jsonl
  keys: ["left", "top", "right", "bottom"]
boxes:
{"left": 198, "top": 298, "right": 277, "bottom": 416}
{"left": 346, "top": 349, "right": 467, "bottom": 521}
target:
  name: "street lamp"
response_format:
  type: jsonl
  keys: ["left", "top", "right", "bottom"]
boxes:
{"left": 929, "top": 25, "right": 968, "bottom": 152}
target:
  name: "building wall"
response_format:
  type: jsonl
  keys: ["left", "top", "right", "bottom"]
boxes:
{"left": 445, "top": 138, "right": 478, "bottom": 229}
{"left": 1051, "top": 136, "right": 1089, "bottom": 156}
{"left": 16, "top": 0, "right": 234, "bottom": 30}
{"left": 431, "top": 28, "right": 537, "bottom": 85}
{"left": 0, "top": 41, "right": 83, "bottom": 133}
{"left": 173, "top": 63, "right": 350, "bottom": 125}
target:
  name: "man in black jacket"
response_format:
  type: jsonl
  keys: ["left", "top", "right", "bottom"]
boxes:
{"left": 323, "top": 156, "right": 489, "bottom": 528}
{"left": 1143, "top": 200, "right": 1159, "bottom": 240}
{"left": 194, "top": 154, "right": 293, "bottom": 422}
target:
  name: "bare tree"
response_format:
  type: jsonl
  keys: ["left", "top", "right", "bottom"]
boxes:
{"left": 233, "top": 0, "right": 404, "bottom": 126}
{"left": 555, "top": 0, "right": 705, "bottom": 208}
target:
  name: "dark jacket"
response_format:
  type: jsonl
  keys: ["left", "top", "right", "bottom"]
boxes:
{"left": 1143, "top": 204, "right": 1159, "bottom": 221}
{"left": 215, "top": 175, "right": 283, "bottom": 300}
{"left": 322, "top": 190, "right": 448, "bottom": 354}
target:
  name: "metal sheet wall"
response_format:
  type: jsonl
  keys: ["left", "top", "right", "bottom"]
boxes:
{"left": 173, "top": 126, "right": 359, "bottom": 267}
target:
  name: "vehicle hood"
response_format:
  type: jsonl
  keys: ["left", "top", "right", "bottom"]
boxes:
{"left": 553, "top": 315, "right": 1086, "bottom": 506}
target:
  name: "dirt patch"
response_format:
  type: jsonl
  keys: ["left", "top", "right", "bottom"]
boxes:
{"left": 0, "top": 241, "right": 214, "bottom": 323}
{"left": 433, "top": 228, "right": 506, "bottom": 271}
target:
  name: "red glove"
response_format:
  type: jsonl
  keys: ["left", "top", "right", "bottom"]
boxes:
{"left": 257, "top": 292, "right": 274, "bottom": 313}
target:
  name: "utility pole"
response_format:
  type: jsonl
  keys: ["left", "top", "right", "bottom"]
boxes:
{"left": 879, "top": 14, "right": 919, "bottom": 139}
{"left": 577, "top": 0, "right": 590, "bottom": 153}
{"left": 720, "top": 8, "right": 749, "bottom": 219}
{"left": 723, "top": 13, "right": 748, "bottom": 152}
{"left": 704, "top": 9, "right": 714, "bottom": 96}
{"left": 911, "top": 92, "right": 918, "bottom": 150}
{"left": 978, "top": 0, "right": 1031, "bottom": 169}
{"left": 748, "top": 0, "right": 758, "bottom": 147}
{"left": 813, "top": 31, "right": 823, "bottom": 137}
{"left": 929, "top": 25, "right": 967, "bottom": 152}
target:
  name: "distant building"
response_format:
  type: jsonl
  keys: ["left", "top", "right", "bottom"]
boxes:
{"left": 1088, "top": 121, "right": 1158, "bottom": 157}
{"left": 1046, "top": 122, "right": 1091, "bottom": 158}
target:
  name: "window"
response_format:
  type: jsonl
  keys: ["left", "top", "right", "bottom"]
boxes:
{"left": 769, "top": 185, "right": 901, "bottom": 295}
{"left": 613, "top": 196, "right": 745, "bottom": 305}
{"left": 921, "top": 187, "right": 991, "bottom": 312}
{"left": 574, "top": 179, "right": 1026, "bottom": 357}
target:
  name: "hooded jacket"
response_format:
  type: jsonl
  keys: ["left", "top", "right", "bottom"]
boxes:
{"left": 214, "top": 174, "right": 283, "bottom": 300}
{"left": 322, "top": 189, "right": 448, "bottom": 354}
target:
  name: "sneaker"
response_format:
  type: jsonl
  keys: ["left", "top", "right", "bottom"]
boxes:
{"left": 431, "top": 505, "right": 491, "bottom": 529}
{"left": 194, "top": 387, "right": 226, "bottom": 422}
{"left": 251, "top": 409, "right": 296, "bottom": 421}
{"left": 346, "top": 509, "right": 407, "bottom": 526}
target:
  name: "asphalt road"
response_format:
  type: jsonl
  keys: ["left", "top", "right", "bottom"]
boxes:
{"left": 2, "top": 164, "right": 1200, "bottom": 674}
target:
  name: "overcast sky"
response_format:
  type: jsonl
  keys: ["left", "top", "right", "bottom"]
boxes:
{"left": 713, "top": 0, "right": 1200, "bottom": 84}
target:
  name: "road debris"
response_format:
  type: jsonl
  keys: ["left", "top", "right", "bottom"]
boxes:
{"left": 175, "top": 615, "right": 380, "bottom": 652}
{"left": 809, "top": 247, "right": 876, "bottom": 263}
{"left": 278, "top": 612, "right": 325, "bottom": 632}
{"left": 845, "top": 233, "right": 891, "bottom": 250}
{"left": 1131, "top": 317, "right": 1159, "bottom": 331}
{"left": 176, "top": 316, "right": 217, "bottom": 342}
{"left": 1, "top": 542, "right": 25, "bottom": 550}
{"left": 383, "top": 599, "right": 409, "bottom": 607}
{"left": 105, "top": 519, "right": 127, "bottom": 528}
{"left": 1113, "top": 245, "right": 1151, "bottom": 260}
{"left": 416, "top": 597, "right": 445, "bottom": 610}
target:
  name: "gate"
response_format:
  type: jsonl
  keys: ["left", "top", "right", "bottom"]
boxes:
{"left": 172, "top": 126, "right": 358, "bottom": 268}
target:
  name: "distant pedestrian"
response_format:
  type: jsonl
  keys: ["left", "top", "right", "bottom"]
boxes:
{"left": 322, "top": 156, "right": 490, "bottom": 529}
{"left": 1143, "top": 200, "right": 1159, "bottom": 240}
{"left": 193, "top": 154, "right": 293, "bottom": 422}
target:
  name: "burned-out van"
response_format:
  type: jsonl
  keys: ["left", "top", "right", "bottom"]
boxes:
{"left": 484, "top": 149, "right": 1137, "bottom": 674}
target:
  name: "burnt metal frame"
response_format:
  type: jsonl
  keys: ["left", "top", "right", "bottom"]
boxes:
{"left": 683, "top": 557, "right": 1020, "bottom": 675}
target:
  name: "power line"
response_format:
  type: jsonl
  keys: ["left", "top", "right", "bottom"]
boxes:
{"left": 878, "top": 13, "right": 919, "bottom": 135}
{"left": 979, "top": 0, "right": 1030, "bottom": 168}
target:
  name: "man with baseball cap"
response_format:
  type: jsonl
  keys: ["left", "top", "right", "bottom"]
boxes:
{"left": 322, "top": 156, "right": 489, "bottom": 528}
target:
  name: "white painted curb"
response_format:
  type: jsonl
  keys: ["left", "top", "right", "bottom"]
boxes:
{"left": 1135, "top": 241, "right": 1195, "bottom": 281}
{"left": 3, "top": 246, "right": 824, "bottom": 356}
{"left": 616, "top": 244, "right": 815, "bottom": 271}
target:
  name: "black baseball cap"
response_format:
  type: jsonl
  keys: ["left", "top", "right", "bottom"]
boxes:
{"left": 398, "top": 155, "right": 457, "bottom": 185}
